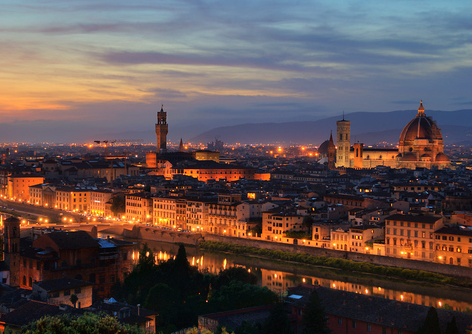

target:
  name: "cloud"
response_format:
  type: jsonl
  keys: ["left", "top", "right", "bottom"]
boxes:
{"left": 147, "top": 88, "right": 188, "bottom": 99}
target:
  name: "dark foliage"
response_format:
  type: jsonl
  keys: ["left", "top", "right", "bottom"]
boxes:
{"left": 302, "top": 289, "right": 330, "bottom": 334}
{"left": 261, "top": 303, "right": 293, "bottom": 334}
{"left": 212, "top": 267, "right": 257, "bottom": 291}
{"left": 113, "top": 244, "right": 276, "bottom": 334}
{"left": 445, "top": 316, "right": 459, "bottom": 334}
{"left": 416, "top": 307, "right": 441, "bottom": 334}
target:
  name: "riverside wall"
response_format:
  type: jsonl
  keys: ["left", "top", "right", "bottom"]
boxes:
{"left": 123, "top": 225, "right": 204, "bottom": 246}
{"left": 203, "top": 234, "right": 472, "bottom": 279}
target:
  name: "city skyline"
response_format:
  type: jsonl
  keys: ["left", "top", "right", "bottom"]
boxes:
{"left": 2, "top": 0, "right": 472, "bottom": 141}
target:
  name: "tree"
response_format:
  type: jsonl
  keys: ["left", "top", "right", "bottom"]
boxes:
{"left": 136, "top": 243, "right": 155, "bottom": 274}
{"left": 69, "top": 294, "right": 78, "bottom": 308}
{"left": 208, "top": 281, "right": 279, "bottom": 312}
{"left": 111, "top": 195, "right": 125, "bottom": 216}
{"left": 21, "top": 312, "right": 145, "bottom": 334}
{"left": 416, "top": 307, "right": 441, "bottom": 334}
{"left": 302, "top": 216, "right": 314, "bottom": 234}
{"left": 212, "top": 267, "right": 257, "bottom": 291}
{"left": 144, "top": 283, "right": 181, "bottom": 328}
{"left": 302, "top": 289, "right": 330, "bottom": 334}
{"left": 261, "top": 303, "right": 292, "bottom": 334}
{"left": 175, "top": 244, "right": 190, "bottom": 270}
{"left": 445, "top": 316, "right": 459, "bottom": 334}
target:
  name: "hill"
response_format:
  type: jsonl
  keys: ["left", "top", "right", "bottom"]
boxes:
{"left": 190, "top": 109, "right": 472, "bottom": 146}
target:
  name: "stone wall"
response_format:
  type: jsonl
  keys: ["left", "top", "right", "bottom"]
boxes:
{"left": 203, "top": 234, "right": 472, "bottom": 279}
{"left": 124, "top": 225, "right": 204, "bottom": 246}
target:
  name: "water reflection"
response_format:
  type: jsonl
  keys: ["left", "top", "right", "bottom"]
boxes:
{"left": 118, "top": 236, "right": 472, "bottom": 313}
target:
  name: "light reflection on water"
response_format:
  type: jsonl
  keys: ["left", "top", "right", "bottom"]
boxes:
{"left": 104, "top": 234, "right": 472, "bottom": 313}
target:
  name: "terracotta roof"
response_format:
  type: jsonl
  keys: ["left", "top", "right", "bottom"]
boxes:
{"left": 34, "top": 278, "right": 93, "bottom": 292}
{"left": 0, "top": 301, "right": 64, "bottom": 328}
{"left": 435, "top": 225, "right": 472, "bottom": 237}
{"left": 40, "top": 231, "right": 99, "bottom": 250}
{"left": 385, "top": 214, "right": 441, "bottom": 224}
{"left": 288, "top": 285, "right": 472, "bottom": 333}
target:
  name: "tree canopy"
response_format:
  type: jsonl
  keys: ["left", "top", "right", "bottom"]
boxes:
{"left": 20, "top": 312, "right": 145, "bottom": 334}
{"left": 416, "top": 307, "right": 441, "bottom": 334}
{"left": 113, "top": 244, "right": 277, "bottom": 334}
{"left": 301, "top": 289, "right": 330, "bottom": 334}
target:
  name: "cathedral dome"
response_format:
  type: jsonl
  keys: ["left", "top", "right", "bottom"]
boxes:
{"left": 318, "top": 140, "right": 329, "bottom": 156}
{"left": 399, "top": 101, "right": 443, "bottom": 145}
{"left": 436, "top": 153, "right": 449, "bottom": 162}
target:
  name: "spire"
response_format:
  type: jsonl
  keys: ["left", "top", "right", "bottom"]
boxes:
{"left": 179, "top": 138, "right": 184, "bottom": 152}
{"left": 329, "top": 131, "right": 333, "bottom": 142}
{"left": 343, "top": 110, "right": 345, "bottom": 121}
{"left": 417, "top": 100, "right": 425, "bottom": 116}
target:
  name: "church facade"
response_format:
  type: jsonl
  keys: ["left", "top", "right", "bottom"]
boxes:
{"left": 332, "top": 101, "right": 450, "bottom": 170}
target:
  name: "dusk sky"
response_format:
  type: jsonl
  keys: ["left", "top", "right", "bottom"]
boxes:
{"left": 1, "top": 0, "right": 472, "bottom": 141}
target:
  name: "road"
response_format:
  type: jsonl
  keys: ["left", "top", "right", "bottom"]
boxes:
{"left": 0, "top": 198, "right": 88, "bottom": 224}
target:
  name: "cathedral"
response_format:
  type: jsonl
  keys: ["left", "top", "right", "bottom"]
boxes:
{"left": 329, "top": 101, "right": 450, "bottom": 170}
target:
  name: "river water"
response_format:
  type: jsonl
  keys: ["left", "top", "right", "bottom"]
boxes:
{"left": 100, "top": 234, "right": 472, "bottom": 313}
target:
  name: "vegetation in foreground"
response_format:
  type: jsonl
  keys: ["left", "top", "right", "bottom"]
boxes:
{"left": 112, "top": 244, "right": 279, "bottom": 334}
{"left": 199, "top": 241, "right": 470, "bottom": 287}
{"left": 13, "top": 312, "right": 146, "bottom": 334}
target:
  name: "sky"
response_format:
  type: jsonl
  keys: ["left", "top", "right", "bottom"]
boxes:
{"left": 1, "top": 0, "right": 472, "bottom": 142}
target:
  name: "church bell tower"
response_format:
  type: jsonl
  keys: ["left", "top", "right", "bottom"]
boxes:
{"left": 155, "top": 105, "right": 168, "bottom": 153}
{"left": 336, "top": 116, "right": 351, "bottom": 168}
{"left": 3, "top": 216, "right": 21, "bottom": 287}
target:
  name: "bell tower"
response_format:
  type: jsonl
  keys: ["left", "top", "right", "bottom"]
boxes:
{"left": 336, "top": 115, "right": 351, "bottom": 168}
{"left": 155, "top": 104, "right": 168, "bottom": 153}
{"left": 3, "top": 216, "right": 21, "bottom": 287}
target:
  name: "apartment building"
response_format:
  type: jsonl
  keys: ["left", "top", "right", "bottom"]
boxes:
{"left": 434, "top": 225, "right": 472, "bottom": 267}
{"left": 262, "top": 209, "right": 304, "bottom": 242}
{"left": 385, "top": 214, "right": 443, "bottom": 261}
{"left": 89, "top": 190, "right": 115, "bottom": 217}
{"left": 125, "top": 192, "right": 152, "bottom": 223}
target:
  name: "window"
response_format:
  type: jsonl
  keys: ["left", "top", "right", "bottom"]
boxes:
{"left": 75, "top": 288, "right": 81, "bottom": 294}
{"left": 337, "top": 317, "right": 342, "bottom": 325}
{"left": 64, "top": 289, "right": 70, "bottom": 296}
{"left": 367, "top": 323, "right": 371, "bottom": 332}
{"left": 352, "top": 320, "right": 356, "bottom": 328}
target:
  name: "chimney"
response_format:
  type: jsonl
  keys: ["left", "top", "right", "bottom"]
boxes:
{"left": 137, "top": 304, "right": 140, "bottom": 316}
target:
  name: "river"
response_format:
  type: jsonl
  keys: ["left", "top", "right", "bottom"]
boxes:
{"left": 102, "top": 234, "right": 472, "bottom": 314}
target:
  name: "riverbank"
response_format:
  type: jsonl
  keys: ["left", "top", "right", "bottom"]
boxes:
{"left": 199, "top": 240, "right": 472, "bottom": 288}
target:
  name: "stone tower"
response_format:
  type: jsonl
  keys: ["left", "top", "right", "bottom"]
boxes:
{"left": 336, "top": 116, "right": 351, "bottom": 168}
{"left": 353, "top": 142, "right": 364, "bottom": 169}
{"left": 327, "top": 131, "right": 336, "bottom": 169}
{"left": 3, "top": 216, "right": 21, "bottom": 287}
{"left": 155, "top": 105, "right": 168, "bottom": 153}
